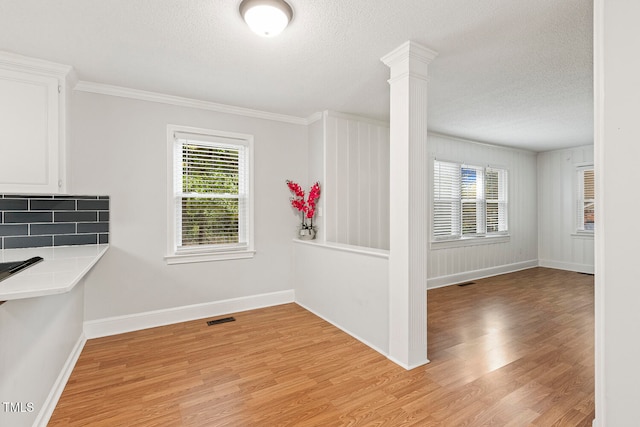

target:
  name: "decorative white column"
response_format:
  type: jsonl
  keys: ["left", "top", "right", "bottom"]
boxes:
{"left": 381, "top": 41, "right": 437, "bottom": 369}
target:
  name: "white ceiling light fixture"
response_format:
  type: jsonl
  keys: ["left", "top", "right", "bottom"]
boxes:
{"left": 239, "top": 0, "right": 293, "bottom": 37}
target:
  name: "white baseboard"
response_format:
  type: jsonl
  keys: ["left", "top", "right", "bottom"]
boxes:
{"left": 386, "top": 355, "right": 431, "bottom": 371}
{"left": 84, "top": 290, "right": 295, "bottom": 339}
{"left": 538, "top": 259, "right": 594, "bottom": 274}
{"left": 295, "top": 301, "right": 389, "bottom": 358}
{"left": 427, "top": 260, "right": 539, "bottom": 289}
{"left": 33, "top": 333, "right": 86, "bottom": 427}
{"left": 297, "top": 301, "right": 433, "bottom": 372}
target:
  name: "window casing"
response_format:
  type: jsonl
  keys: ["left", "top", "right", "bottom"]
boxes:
{"left": 576, "top": 166, "right": 595, "bottom": 233}
{"left": 166, "top": 126, "right": 254, "bottom": 264}
{"left": 433, "top": 160, "right": 508, "bottom": 242}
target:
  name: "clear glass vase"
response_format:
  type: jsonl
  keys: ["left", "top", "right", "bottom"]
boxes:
{"left": 298, "top": 226, "right": 316, "bottom": 240}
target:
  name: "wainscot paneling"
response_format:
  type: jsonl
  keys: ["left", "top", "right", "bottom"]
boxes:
{"left": 426, "top": 133, "right": 539, "bottom": 287}
{"left": 323, "top": 111, "right": 390, "bottom": 250}
{"left": 537, "top": 145, "right": 594, "bottom": 273}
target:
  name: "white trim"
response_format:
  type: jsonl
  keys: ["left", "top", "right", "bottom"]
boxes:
{"left": 0, "top": 50, "right": 73, "bottom": 78}
{"left": 295, "top": 301, "right": 389, "bottom": 358}
{"left": 542, "top": 144, "right": 595, "bottom": 156}
{"left": 575, "top": 161, "right": 595, "bottom": 168}
{"left": 386, "top": 355, "right": 430, "bottom": 371}
{"left": 165, "top": 250, "right": 256, "bottom": 264}
{"left": 380, "top": 40, "right": 438, "bottom": 73}
{"left": 575, "top": 164, "right": 595, "bottom": 234}
{"left": 292, "top": 239, "right": 389, "bottom": 259}
{"left": 306, "top": 111, "right": 323, "bottom": 124}
{"left": 430, "top": 235, "right": 510, "bottom": 250}
{"left": 538, "top": 259, "right": 595, "bottom": 275}
{"left": 166, "top": 125, "right": 255, "bottom": 262}
{"left": 428, "top": 131, "right": 538, "bottom": 155}
{"left": 571, "top": 232, "right": 594, "bottom": 239}
{"left": 593, "top": 0, "right": 605, "bottom": 423}
{"left": 427, "top": 260, "right": 538, "bottom": 289}
{"left": 83, "top": 290, "right": 295, "bottom": 338}
{"left": 33, "top": 333, "right": 86, "bottom": 427}
{"left": 74, "top": 81, "right": 309, "bottom": 125}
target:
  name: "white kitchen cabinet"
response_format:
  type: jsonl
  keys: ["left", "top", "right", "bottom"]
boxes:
{"left": 0, "top": 52, "right": 74, "bottom": 194}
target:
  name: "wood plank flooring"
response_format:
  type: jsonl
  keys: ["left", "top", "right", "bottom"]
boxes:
{"left": 49, "top": 267, "right": 594, "bottom": 426}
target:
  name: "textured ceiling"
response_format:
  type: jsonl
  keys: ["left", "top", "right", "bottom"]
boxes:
{"left": 0, "top": 0, "right": 592, "bottom": 151}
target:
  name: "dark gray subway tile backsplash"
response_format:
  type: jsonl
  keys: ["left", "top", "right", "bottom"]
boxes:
{"left": 0, "top": 199, "right": 28, "bottom": 211}
{"left": 54, "top": 234, "right": 98, "bottom": 247}
{"left": 5, "top": 211, "right": 53, "bottom": 223}
{"left": 0, "top": 195, "right": 109, "bottom": 249}
{"left": 77, "top": 223, "right": 109, "bottom": 233}
{"left": 54, "top": 211, "right": 98, "bottom": 222}
{"left": 30, "top": 199, "right": 76, "bottom": 211}
{"left": 78, "top": 199, "right": 109, "bottom": 211}
{"left": 31, "top": 223, "right": 76, "bottom": 235}
{"left": 4, "top": 236, "right": 53, "bottom": 249}
{"left": 0, "top": 224, "right": 28, "bottom": 237}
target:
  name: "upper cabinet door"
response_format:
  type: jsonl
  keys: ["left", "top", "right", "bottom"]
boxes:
{"left": 0, "top": 69, "right": 60, "bottom": 194}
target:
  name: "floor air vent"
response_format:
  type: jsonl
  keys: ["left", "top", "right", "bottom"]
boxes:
{"left": 207, "top": 317, "right": 236, "bottom": 326}
{"left": 458, "top": 282, "right": 475, "bottom": 287}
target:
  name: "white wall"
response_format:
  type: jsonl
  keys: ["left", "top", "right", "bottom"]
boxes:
{"left": 70, "top": 91, "right": 307, "bottom": 322}
{"left": 595, "top": 0, "right": 640, "bottom": 424}
{"left": 0, "top": 280, "right": 85, "bottom": 427}
{"left": 538, "top": 145, "right": 594, "bottom": 273}
{"left": 427, "top": 133, "right": 539, "bottom": 287}
{"left": 323, "top": 111, "right": 390, "bottom": 250}
{"left": 293, "top": 241, "right": 389, "bottom": 355}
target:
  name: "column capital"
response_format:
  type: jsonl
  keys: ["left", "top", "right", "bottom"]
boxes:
{"left": 381, "top": 41, "right": 438, "bottom": 82}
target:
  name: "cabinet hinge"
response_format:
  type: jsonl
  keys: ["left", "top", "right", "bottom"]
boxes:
{"left": 58, "top": 85, "right": 62, "bottom": 94}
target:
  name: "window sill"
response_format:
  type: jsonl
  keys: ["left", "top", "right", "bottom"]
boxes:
{"left": 571, "top": 232, "right": 594, "bottom": 239}
{"left": 430, "top": 235, "right": 510, "bottom": 250}
{"left": 165, "top": 249, "right": 256, "bottom": 265}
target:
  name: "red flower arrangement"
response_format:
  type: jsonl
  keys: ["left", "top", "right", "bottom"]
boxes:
{"left": 286, "top": 180, "right": 321, "bottom": 231}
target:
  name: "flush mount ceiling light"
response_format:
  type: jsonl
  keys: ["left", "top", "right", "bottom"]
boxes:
{"left": 239, "top": 0, "right": 293, "bottom": 37}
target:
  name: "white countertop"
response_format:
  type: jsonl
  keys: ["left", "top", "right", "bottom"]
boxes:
{"left": 0, "top": 244, "right": 109, "bottom": 301}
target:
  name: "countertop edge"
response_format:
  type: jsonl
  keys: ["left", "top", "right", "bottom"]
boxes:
{"left": 0, "top": 244, "right": 109, "bottom": 301}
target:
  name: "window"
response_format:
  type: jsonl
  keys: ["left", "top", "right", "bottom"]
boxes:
{"left": 166, "top": 125, "right": 254, "bottom": 264}
{"left": 577, "top": 166, "right": 595, "bottom": 233}
{"left": 433, "top": 159, "right": 508, "bottom": 242}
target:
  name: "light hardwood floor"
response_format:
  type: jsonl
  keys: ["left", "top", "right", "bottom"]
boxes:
{"left": 50, "top": 267, "right": 594, "bottom": 426}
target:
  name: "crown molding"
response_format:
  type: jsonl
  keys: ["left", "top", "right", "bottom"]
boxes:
{"left": 324, "top": 110, "right": 389, "bottom": 128}
{"left": 0, "top": 50, "right": 73, "bottom": 78}
{"left": 306, "top": 111, "right": 323, "bottom": 124}
{"left": 428, "top": 131, "right": 538, "bottom": 155}
{"left": 74, "top": 81, "right": 309, "bottom": 125}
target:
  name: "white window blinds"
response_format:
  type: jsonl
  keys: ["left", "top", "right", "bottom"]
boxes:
{"left": 577, "top": 166, "right": 595, "bottom": 232}
{"left": 461, "top": 165, "right": 485, "bottom": 236}
{"left": 433, "top": 160, "right": 508, "bottom": 241}
{"left": 486, "top": 167, "right": 508, "bottom": 233}
{"left": 174, "top": 133, "right": 250, "bottom": 252}
{"left": 433, "top": 160, "right": 461, "bottom": 238}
